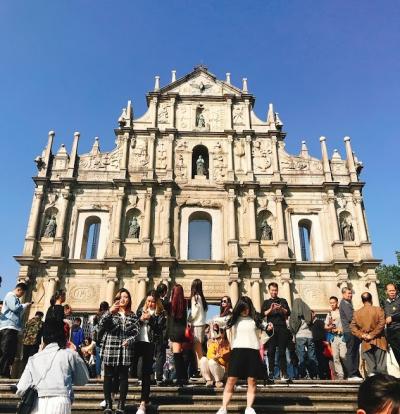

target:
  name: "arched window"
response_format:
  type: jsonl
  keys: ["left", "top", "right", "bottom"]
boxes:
{"left": 298, "top": 219, "right": 312, "bottom": 261}
{"left": 81, "top": 217, "right": 101, "bottom": 259}
{"left": 188, "top": 211, "right": 212, "bottom": 260}
{"left": 192, "top": 145, "right": 209, "bottom": 179}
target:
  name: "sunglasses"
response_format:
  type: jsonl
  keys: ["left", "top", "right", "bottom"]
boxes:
{"left": 221, "top": 299, "right": 229, "bottom": 304}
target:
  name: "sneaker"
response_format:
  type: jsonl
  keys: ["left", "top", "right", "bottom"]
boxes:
{"left": 100, "top": 400, "right": 106, "bottom": 408}
{"left": 216, "top": 408, "right": 227, "bottom": 414}
{"left": 136, "top": 403, "right": 146, "bottom": 414}
{"left": 215, "top": 381, "right": 224, "bottom": 388}
{"left": 244, "top": 408, "right": 257, "bottom": 414}
{"left": 348, "top": 376, "right": 363, "bottom": 381}
{"left": 206, "top": 380, "right": 214, "bottom": 387}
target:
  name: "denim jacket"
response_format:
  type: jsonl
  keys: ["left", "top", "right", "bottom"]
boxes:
{"left": 16, "top": 343, "right": 89, "bottom": 400}
{"left": 0, "top": 291, "right": 28, "bottom": 331}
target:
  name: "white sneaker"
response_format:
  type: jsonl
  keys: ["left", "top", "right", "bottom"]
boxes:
{"left": 348, "top": 376, "right": 363, "bottom": 381}
{"left": 136, "top": 403, "right": 146, "bottom": 414}
{"left": 216, "top": 408, "right": 227, "bottom": 414}
{"left": 244, "top": 408, "right": 257, "bottom": 414}
{"left": 100, "top": 400, "right": 106, "bottom": 408}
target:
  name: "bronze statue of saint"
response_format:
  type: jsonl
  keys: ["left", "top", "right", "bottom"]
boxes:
{"left": 260, "top": 219, "right": 273, "bottom": 240}
{"left": 43, "top": 215, "right": 57, "bottom": 238}
{"left": 128, "top": 216, "right": 140, "bottom": 238}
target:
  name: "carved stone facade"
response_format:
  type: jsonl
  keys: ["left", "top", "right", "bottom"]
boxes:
{"left": 16, "top": 65, "right": 380, "bottom": 316}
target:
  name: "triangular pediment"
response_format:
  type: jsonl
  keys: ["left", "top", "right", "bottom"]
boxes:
{"left": 159, "top": 66, "right": 243, "bottom": 97}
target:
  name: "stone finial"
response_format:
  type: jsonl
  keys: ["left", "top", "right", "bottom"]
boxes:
{"left": 171, "top": 70, "right": 176, "bottom": 82}
{"left": 300, "top": 140, "right": 309, "bottom": 158}
{"left": 49, "top": 130, "right": 55, "bottom": 138}
{"left": 57, "top": 144, "right": 68, "bottom": 155}
{"left": 91, "top": 137, "right": 100, "bottom": 155}
{"left": 332, "top": 149, "right": 342, "bottom": 160}
{"left": 320, "top": 136, "right": 326, "bottom": 142}
{"left": 74, "top": 131, "right": 80, "bottom": 139}
{"left": 226, "top": 73, "right": 231, "bottom": 84}
{"left": 242, "top": 77, "right": 248, "bottom": 92}
{"left": 154, "top": 75, "right": 160, "bottom": 91}
{"left": 344, "top": 136, "right": 350, "bottom": 142}
{"left": 274, "top": 112, "right": 283, "bottom": 128}
{"left": 320, "top": 135, "right": 332, "bottom": 181}
{"left": 266, "top": 103, "right": 275, "bottom": 125}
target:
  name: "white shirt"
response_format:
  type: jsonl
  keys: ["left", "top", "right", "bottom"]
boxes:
{"left": 190, "top": 295, "right": 206, "bottom": 326}
{"left": 231, "top": 316, "right": 260, "bottom": 350}
{"left": 138, "top": 309, "right": 155, "bottom": 342}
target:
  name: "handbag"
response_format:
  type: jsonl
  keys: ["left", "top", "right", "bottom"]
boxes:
{"left": 16, "top": 349, "right": 60, "bottom": 414}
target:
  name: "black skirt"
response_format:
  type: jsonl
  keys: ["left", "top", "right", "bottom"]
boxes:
{"left": 228, "top": 348, "right": 267, "bottom": 380}
{"left": 168, "top": 316, "right": 187, "bottom": 343}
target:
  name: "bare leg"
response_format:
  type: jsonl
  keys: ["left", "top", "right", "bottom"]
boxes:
{"left": 194, "top": 339, "right": 203, "bottom": 360}
{"left": 246, "top": 377, "right": 257, "bottom": 408}
{"left": 222, "top": 376, "right": 238, "bottom": 409}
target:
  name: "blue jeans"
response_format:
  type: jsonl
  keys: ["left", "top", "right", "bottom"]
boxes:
{"left": 95, "top": 345, "right": 102, "bottom": 377}
{"left": 296, "top": 337, "right": 318, "bottom": 378}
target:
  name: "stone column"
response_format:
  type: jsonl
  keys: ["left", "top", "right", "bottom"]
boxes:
{"left": 229, "top": 266, "right": 240, "bottom": 306}
{"left": 111, "top": 191, "right": 125, "bottom": 256}
{"left": 170, "top": 96, "right": 177, "bottom": 128}
{"left": 39, "top": 131, "right": 55, "bottom": 178}
{"left": 275, "top": 190, "right": 289, "bottom": 258}
{"left": 161, "top": 266, "right": 171, "bottom": 286}
{"left": 245, "top": 135, "right": 252, "bottom": 174}
{"left": 53, "top": 187, "right": 71, "bottom": 257}
{"left": 227, "top": 189, "right": 238, "bottom": 261}
{"left": 344, "top": 136, "right": 358, "bottom": 182}
{"left": 327, "top": 191, "right": 345, "bottom": 259}
{"left": 23, "top": 187, "right": 44, "bottom": 255}
{"left": 106, "top": 278, "right": 117, "bottom": 305}
{"left": 280, "top": 279, "right": 292, "bottom": 309}
{"left": 137, "top": 267, "right": 149, "bottom": 308}
{"left": 67, "top": 132, "right": 80, "bottom": 177}
{"left": 271, "top": 135, "right": 280, "bottom": 181}
{"left": 247, "top": 190, "right": 259, "bottom": 257}
{"left": 141, "top": 190, "right": 152, "bottom": 256}
{"left": 120, "top": 133, "right": 130, "bottom": 176}
{"left": 320, "top": 137, "right": 333, "bottom": 182}
{"left": 147, "top": 134, "right": 156, "bottom": 179}
{"left": 251, "top": 268, "right": 262, "bottom": 312}
{"left": 226, "top": 135, "right": 234, "bottom": 180}
{"left": 173, "top": 202, "right": 181, "bottom": 259}
{"left": 353, "top": 191, "right": 368, "bottom": 242}
{"left": 166, "top": 133, "right": 174, "bottom": 180}
{"left": 225, "top": 97, "right": 233, "bottom": 130}
{"left": 162, "top": 189, "right": 172, "bottom": 257}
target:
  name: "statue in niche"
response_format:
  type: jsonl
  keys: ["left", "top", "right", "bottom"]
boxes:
{"left": 43, "top": 215, "right": 57, "bottom": 238}
{"left": 196, "top": 110, "right": 206, "bottom": 128}
{"left": 127, "top": 216, "right": 140, "bottom": 239}
{"left": 260, "top": 219, "right": 273, "bottom": 240}
{"left": 341, "top": 217, "right": 355, "bottom": 241}
{"left": 196, "top": 155, "right": 205, "bottom": 176}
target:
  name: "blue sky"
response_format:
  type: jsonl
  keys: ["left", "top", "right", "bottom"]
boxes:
{"left": 0, "top": 1, "right": 399, "bottom": 296}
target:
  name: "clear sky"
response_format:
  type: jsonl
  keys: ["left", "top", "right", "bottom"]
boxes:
{"left": 0, "top": 1, "right": 399, "bottom": 297}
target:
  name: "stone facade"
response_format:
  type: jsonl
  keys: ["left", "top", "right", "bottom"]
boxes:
{"left": 16, "top": 65, "right": 380, "bottom": 316}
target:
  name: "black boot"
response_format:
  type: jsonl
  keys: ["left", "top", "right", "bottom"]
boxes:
{"left": 115, "top": 399, "right": 125, "bottom": 414}
{"left": 173, "top": 352, "right": 188, "bottom": 386}
{"left": 103, "top": 399, "right": 113, "bottom": 414}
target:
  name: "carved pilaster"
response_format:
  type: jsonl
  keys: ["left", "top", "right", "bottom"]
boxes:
{"left": 111, "top": 191, "right": 125, "bottom": 257}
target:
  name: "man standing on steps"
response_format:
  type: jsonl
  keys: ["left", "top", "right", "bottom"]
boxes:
{"left": 0, "top": 282, "right": 32, "bottom": 378}
{"left": 339, "top": 286, "right": 362, "bottom": 380}
{"left": 351, "top": 292, "right": 387, "bottom": 376}
{"left": 383, "top": 283, "right": 400, "bottom": 366}
{"left": 261, "top": 282, "right": 291, "bottom": 381}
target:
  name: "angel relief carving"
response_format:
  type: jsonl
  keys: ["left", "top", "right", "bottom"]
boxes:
{"left": 175, "top": 154, "right": 187, "bottom": 179}
{"left": 158, "top": 104, "right": 169, "bottom": 124}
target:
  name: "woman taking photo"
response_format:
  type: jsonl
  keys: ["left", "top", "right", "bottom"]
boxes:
{"left": 165, "top": 284, "right": 188, "bottom": 386}
{"left": 98, "top": 288, "right": 139, "bottom": 414}
{"left": 16, "top": 319, "right": 89, "bottom": 414}
{"left": 134, "top": 290, "right": 166, "bottom": 414}
{"left": 188, "top": 278, "right": 208, "bottom": 360}
{"left": 216, "top": 296, "right": 270, "bottom": 414}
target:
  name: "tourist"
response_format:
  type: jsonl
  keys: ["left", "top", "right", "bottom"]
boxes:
{"left": 134, "top": 290, "right": 166, "bottom": 414}
{"left": 261, "top": 282, "right": 291, "bottom": 381}
{"left": 311, "top": 310, "right": 331, "bottom": 379}
{"left": 97, "top": 288, "right": 139, "bottom": 414}
{"left": 351, "top": 292, "right": 387, "bottom": 376}
{"left": 16, "top": 319, "right": 89, "bottom": 414}
{"left": 22, "top": 311, "right": 44, "bottom": 368}
{"left": 383, "top": 283, "right": 400, "bottom": 366}
{"left": 339, "top": 287, "right": 362, "bottom": 380}
{"left": 155, "top": 283, "right": 169, "bottom": 385}
{"left": 356, "top": 374, "right": 400, "bottom": 414}
{"left": 289, "top": 298, "right": 318, "bottom": 379}
{"left": 216, "top": 296, "right": 268, "bottom": 414}
{"left": 165, "top": 284, "right": 188, "bottom": 386}
{"left": 325, "top": 296, "right": 347, "bottom": 379}
{"left": 92, "top": 301, "right": 109, "bottom": 377}
{"left": 71, "top": 317, "right": 85, "bottom": 350}
{"left": 199, "top": 324, "right": 230, "bottom": 388}
{"left": 45, "top": 290, "right": 66, "bottom": 323}
{"left": 189, "top": 278, "right": 208, "bottom": 360}
{"left": 0, "top": 282, "right": 32, "bottom": 378}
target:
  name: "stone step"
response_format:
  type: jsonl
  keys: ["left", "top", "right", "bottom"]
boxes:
{"left": 0, "top": 379, "right": 359, "bottom": 414}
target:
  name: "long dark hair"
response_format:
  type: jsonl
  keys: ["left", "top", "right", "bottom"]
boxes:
{"left": 114, "top": 288, "right": 132, "bottom": 312}
{"left": 50, "top": 290, "right": 65, "bottom": 306}
{"left": 170, "top": 284, "right": 186, "bottom": 320}
{"left": 190, "top": 278, "right": 208, "bottom": 311}
{"left": 227, "top": 296, "right": 262, "bottom": 329}
{"left": 219, "top": 295, "right": 232, "bottom": 317}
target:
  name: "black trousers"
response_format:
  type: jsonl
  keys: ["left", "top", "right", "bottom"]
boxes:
{"left": 154, "top": 341, "right": 166, "bottom": 381}
{"left": 267, "top": 326, "right": 289, "bottom": 377}
{"left": 0, "top": 329, "right": 18, "bottom": 377}
{"left": 104, "top": 365, "right": 129, "bottom": 406}
{"left": 132, "top": 341, "right": 155, "bottom": 403}
{"left": 314, "top": 340, "right": 330, "bottom": 379}
{"left": 22, "top": 344, "right": 39, "bottom": 369}
{"left": 387, "top": 329, "right": 400, "bottom": 366}
{"left": 344, "top": 333, "right": 361, "bottom": 378}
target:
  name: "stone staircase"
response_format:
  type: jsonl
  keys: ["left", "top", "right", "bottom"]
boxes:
{"left": 0, "top": 379, "right": 359, "bottom": 414}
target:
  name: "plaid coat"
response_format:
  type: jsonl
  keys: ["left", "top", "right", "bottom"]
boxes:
{"left": 98, "top": 311, "right": 139, "bottom": 366}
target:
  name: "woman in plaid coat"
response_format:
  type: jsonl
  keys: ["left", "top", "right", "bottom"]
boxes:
{"left": 98, "top": 288, "right": 139, "bottom": 414}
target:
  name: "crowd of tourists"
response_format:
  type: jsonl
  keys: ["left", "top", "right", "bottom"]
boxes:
{"left": 0, "top": 279, "right": 400, "bottom": 414}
